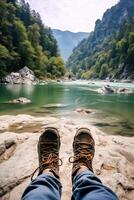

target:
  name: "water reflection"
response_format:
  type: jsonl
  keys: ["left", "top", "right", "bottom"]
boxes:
{"left": 6, "top": 84, "right": 22, "bottom": 95}
{"left": 5, "top": 84, "right": 34, "bottom": 96}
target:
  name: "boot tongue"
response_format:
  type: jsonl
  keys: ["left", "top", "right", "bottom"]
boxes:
{"left": 79, "top": 142, "right": 89, "bottom": 149}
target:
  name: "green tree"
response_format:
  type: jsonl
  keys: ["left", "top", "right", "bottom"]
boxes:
{"left": 0, "top": 44, "right": 11, "bottom": 78}
{"left": 99, "top": 64, "right": 109, "bottom": 79}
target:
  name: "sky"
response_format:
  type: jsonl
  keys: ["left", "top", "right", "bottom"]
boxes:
{"left": 26, "top": 0, "right": 119, "bottom": 32}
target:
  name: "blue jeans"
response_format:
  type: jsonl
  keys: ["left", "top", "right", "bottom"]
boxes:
{"left": 21, "top": 170, "right": 118, "bottom": 200}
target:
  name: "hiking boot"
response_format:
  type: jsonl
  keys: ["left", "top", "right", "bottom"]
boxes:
{"left": 69, "top": 128, "right": 95, "bottom": 177}
{"left": 31, "top": 127, "right": 62, "bottom": 180}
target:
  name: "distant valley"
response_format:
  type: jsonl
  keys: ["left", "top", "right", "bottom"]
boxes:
{"left": 52, "top": 29, "right": 89, "bottom": 61}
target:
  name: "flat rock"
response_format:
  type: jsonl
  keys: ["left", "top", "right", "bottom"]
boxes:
{"left": 0, "top": 115, "right": 133, "bottom": 200}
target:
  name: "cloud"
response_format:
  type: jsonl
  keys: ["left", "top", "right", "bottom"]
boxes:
{"left": 26, "top": 0, "right": 119, "bottom": 32}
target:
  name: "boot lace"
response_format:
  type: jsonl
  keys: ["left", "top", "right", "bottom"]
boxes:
{"left": 69, "top": 143, "right": 94, "bottom": 164}
{"left": 31, "top": 143, "right": 63, "bottom": 181}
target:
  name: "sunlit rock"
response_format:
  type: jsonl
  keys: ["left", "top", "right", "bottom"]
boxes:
{"left": 8, "top": 97, "right": 31, "bottom": 104}
{"left": 0, "top": 115, "right": 133, "bottom": 200}
{"left": 2, "top": 67, "right": 39, "bottom": 84}
{"left": 98, "top": 85, "right": 133, "bottom": 94}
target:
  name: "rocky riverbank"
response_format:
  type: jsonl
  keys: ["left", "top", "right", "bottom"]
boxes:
{"left": 1, "top": 67, "right": 39, "bottom": 84}
{"left": 0, "top": 115, "right": 134, "bottom": 200}
{"left": 0, "top": 67, "right": 69, "bottom": 85}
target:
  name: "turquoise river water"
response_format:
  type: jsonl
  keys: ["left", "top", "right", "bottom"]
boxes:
{"left": 0, "top": 81, "right": 134, "bottom": 136}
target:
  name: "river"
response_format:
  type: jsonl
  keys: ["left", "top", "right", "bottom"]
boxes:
{"left": 0, "top": 81, "right": 134, "bottom": 136}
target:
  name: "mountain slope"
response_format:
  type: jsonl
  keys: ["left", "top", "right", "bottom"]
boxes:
{"left": 52, "top": 29, "right": 89, "bottom": 61}
{"left": 0, "top": 0, "right": 65, "bottom": 79}
{"left": 67, "top": 0, "right": 134, "bottom": 80}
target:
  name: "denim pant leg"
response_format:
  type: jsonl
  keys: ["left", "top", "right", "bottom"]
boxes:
{"left": 72, "top": 170, "right": 119, "bottom": 200}
{"left": 21, "top": 174, "right": 61, "bottom": 200}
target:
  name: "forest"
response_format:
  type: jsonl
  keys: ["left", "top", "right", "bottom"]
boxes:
{"left": 0, "top": 0, "right": 65, "bottom": 79}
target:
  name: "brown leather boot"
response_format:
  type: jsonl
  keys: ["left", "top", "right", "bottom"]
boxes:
{"left": 69, "top": 128, "right": 95, "bottom": 177}
{"left": 31, "top": 127, "right": 62, "bottom": 180}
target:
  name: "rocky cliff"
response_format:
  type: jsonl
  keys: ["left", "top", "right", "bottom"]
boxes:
{"left": 67, "top": 0, "right": 134, "bottom": 80}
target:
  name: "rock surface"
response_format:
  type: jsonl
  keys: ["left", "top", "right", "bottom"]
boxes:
{"left": 8, "top": 97, "right": 31, "bottom": 104}
{"left": 75, "top": 108, "right": 93, "bottom": 114}
{"left": 2, "top": 67, "right": 39, "bottom": 84}
{"left": 0, "top": 115, "right": 134, "bottom": 200}
{"left": 98, "top": 85, "right": 133, "bottom": 94}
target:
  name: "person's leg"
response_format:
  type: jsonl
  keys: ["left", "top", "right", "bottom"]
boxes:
{"left": 72, "top": 169, "right": 118, "bottom": 200}
{"left": 69, "top": 128, "right": 119, "bottom": 200}
{"left": 21, "top": 173, "right": 61, "bottom": 200}
{"left": 21, "top": 127, "right": 62, "bottom": 200}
